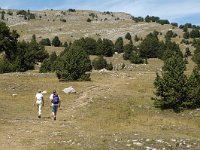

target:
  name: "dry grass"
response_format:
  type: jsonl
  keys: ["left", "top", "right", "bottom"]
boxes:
{"left": 1, "top": 57, "right": 200, "bottom": 150}
{"left": 7, "top": 9, "right": 183, "bottom": 44}
{"left": 1, "top": 9, "right": 200, "bottom": 150}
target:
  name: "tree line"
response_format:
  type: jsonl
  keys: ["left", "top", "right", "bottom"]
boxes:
{"left": 0, "top": 22, "right": 48, "bottom": 73}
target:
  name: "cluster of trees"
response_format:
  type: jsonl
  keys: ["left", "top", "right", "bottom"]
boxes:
{"left": 183, "top": 29, "right": 200, "bottom": 39}
{"left": 0, "top": 22, "right": 48, "bottom": 73}
{"left": 132, "top": 15, "right": 171, "bottom": 26}
{"left": 135, "top": 31, "right": 182, "bottom": 61}
{"left": 152, "top": 27, "right": 200, "bottom": 111}
{"left": 165, "top": 30, "right": 178, "bottom": 40}
{"left": 153, "top": 54, "right": 200, "bottom": 112}
{"left": 16, "top": 10, "right": 35, "bottom": 20}
{"left": 180, "top": 23, "right": 200, "bottom": 30}
{"left": 39, "top": 30, "right": 182, "bottom": 68}
{"left": 132, "top": 16, "right": 200, "bottom": 32}
{"left": 145, "top": 15, "right": 170, "bottom": 25}
{"left": 68, "top": 9, "right": 76, "bottom": 12}
{"left": 40, "top": 37, "right": 114, "bottom": 80}
{"left": 58, "top": 37, "right": 115, "bottom": 57}
{"left": 39, "top": 36, "right": 63, "bottom": 47}
{"left": 123, "top": 38, "right": 144, "bottom": 64}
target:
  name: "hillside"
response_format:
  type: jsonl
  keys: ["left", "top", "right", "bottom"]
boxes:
{"left": 1, "top": 9, "right": 200, "bottom": 150}
{"left": 1, "top": 9, "right": 183, "bottom": 44}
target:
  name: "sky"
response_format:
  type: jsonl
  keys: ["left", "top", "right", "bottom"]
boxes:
{"left": 0, "top": 0, "right": 200, "bottom": 25}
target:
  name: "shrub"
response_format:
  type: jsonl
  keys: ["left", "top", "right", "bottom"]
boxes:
{"left": 125, "top": 32, "right": 131, "bottom": 40}
{"left": 92, "top": 56, "right": 107, "bottom": 70}
{"left": 52, "top": 36, "right": 62, "bottom": 47}
{"left": 87, "top": 18, "right": 92, "bottom": 22}
{"left": 129, "top": 52, "right": 144, "bottom": 64}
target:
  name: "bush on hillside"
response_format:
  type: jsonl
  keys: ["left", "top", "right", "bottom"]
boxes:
{"left": 129, "top": 52, "right": 144, "bottom": 64}
{"left": 125, "top": 32, "right": 131, "bottom": 40}
{"left": 55, "top": 43, "right": 92, "bottom": 81}
{"left": 39, "top": 38, "right": 51, "bottom": 46}
{"left": 40, "top": 51, "right": 57, "bottom": 73}
{"left": 139, "top": 32, "right": 161, "bottom": 58}
{"left": 92, "top": 56, "right": 107, "bottom": 70}
{"left": 52, "top": 36, "right": 62, "bottom": 47}
{"left": 123, "top": 40, "right": 134, "bottom": 60}
{"left": 0, "top": 57, "right": 14, "bottom": 73}
{"left": 114, "top": 37, "right": 123, "bottom": 53}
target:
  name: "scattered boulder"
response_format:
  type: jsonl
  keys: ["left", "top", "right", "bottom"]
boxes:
{"left": 63, "top": 86, "right": 76, "bottom": 94}
{"left": 99, "top": 68, "right": 109, "bottom": 73}
{"left": 12, "top": 93, "right": 18, "bottom": 97}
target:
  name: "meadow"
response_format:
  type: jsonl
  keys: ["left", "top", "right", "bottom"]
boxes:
{"left": 1, "top": 56, "right": 200, "bottom": 150}
{"left": 1, "top": 8, "right": 200, "bottom": 150}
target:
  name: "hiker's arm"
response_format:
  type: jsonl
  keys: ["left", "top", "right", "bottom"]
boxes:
{"left": 42, "top": 97, "right": 44, "bottom": 106}
{"left": 59, "top": 96, "right": 61, "bottom": 107}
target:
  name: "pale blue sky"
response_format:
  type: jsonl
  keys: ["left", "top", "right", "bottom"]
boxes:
{"left": 0, "top": 0, "right": 200, "bottom": 25}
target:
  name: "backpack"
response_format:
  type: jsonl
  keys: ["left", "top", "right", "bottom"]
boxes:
{"left": 52, "top": 94, "right": 59, "bottom": 104}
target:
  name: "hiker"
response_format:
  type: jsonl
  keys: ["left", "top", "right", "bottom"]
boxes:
{"left": 50, "top": 90, "right": 61, "bottom": 120}
{"left": 34, "top": 90, "right": 44, "bottom": 118}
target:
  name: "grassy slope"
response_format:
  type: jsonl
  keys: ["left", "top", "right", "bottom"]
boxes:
{"left": 0, "top": 56, "right": 200, "bottom": 150}
{"left": 5, "top": 9, "right": 183, "bottom": 44}
{"left": 1, "top": 9, "right": 200, "bottom": 150}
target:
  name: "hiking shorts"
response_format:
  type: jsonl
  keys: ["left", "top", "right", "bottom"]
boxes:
{"left": 52, "top": 105, "right": 58, "bottom": 113}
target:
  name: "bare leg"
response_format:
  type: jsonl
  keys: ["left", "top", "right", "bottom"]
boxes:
{"left": 38, "top": 104, "right": 42, "bottom": 117}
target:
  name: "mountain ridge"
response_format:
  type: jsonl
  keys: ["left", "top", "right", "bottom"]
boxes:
{"left": 1, "top": 8, "right": 181, "bottom": 43}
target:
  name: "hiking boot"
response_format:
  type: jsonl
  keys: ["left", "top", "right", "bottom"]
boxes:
{"left": 38, "top": 115, "right": 41, "bottom": 118}
{"left": 54, "top": 117, "right": 56, "bottom": 120}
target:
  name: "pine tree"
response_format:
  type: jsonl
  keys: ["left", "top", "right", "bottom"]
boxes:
{"left": 96, "top": 38, "right": 103, "bottom": 55}
{"left": 125, "top": 32, "right": 131, "bottom": 40}
{"left": 123, "top": 40, "right": 133, "bottom": 60}
{"left": 39, "top": 58, "right": 51, "bottom": 73}
{"left": 84, "top": 37, "right": 97, "bottom": 55}
{"left": 63, "top": 41, "right": 68, "bottom": 48}
{"left": 102, "top": 38, "right": 114, "bottom": 57}
{"left": 0, "top": 22, "right": 19, "bottom": 60}
{"left": 55, "top": 43, "right": 92, "bottom": 81}
{"left": 153, "top": 54, "right": 187, "bottom": 111}
{"left": 114, "top": 37, "right": 123, "bottom": 53}
{"left": 139, "top": 33, "right": 161, "bottom": 58}
{"left": 52, "top": 36, "right": 61, "bottom": 47}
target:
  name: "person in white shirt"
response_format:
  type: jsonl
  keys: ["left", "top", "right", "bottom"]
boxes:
{"left": 34, "top": 90, "right": 44, "bottom": 118}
